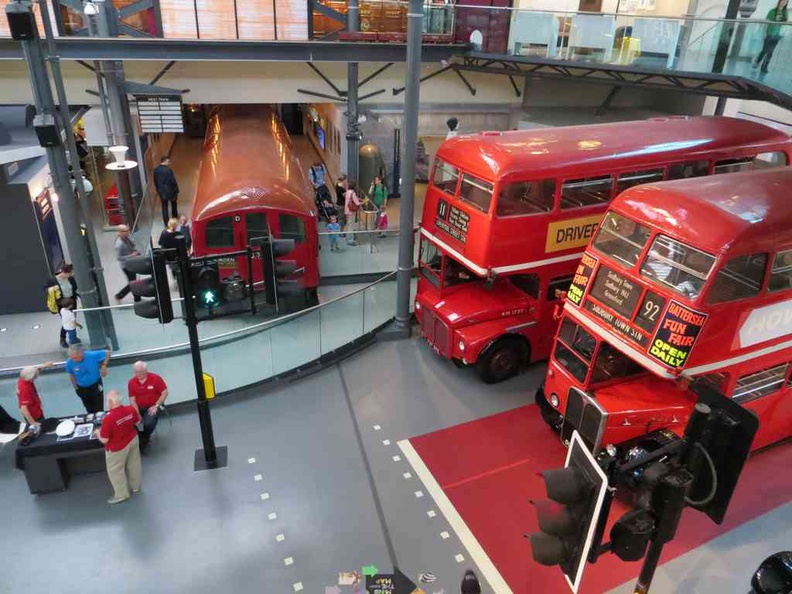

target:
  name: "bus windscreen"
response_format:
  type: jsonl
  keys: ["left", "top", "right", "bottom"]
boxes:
{"left": 640, "top": 235, "right": 715, "bottom": 299}
{"left": 592, "top": 212, "right": 651, "bottom": 267}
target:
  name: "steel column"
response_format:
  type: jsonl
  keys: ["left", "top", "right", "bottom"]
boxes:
{"left": 394, "top": 0, "right": 423, "bottom": 334}
{"left": 16, "top": 5, "right": 106, "bottom": 346}
{"left": 37, "top": 0, "right": 118, "bottom": 349}
{"left": 346, "top": 0, "right": 360, "bottom": 182}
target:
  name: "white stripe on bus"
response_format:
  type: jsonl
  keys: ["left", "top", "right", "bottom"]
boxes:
{"left": 420, "top": 228, "right": 585, "bottom": 276}
{"left": 684, "top": 337, "right": 792, "bottom": 376}
{"left": 563, "top": 304, "right": 674, "bottom": 379}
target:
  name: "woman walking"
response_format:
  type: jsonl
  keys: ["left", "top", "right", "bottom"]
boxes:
{"left": 754, "top": 0, "right": 788, "bottom": 74}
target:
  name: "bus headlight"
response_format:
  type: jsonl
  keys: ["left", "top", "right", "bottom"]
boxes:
{"left": 457, "top": 340, "right": 465, "bottom": 352}
{"left": 550, "top": 393, "right": 560, "bottom": 408}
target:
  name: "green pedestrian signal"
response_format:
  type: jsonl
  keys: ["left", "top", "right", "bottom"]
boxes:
{"left": 191, "top": 263, "right": 223, "bottom": 310}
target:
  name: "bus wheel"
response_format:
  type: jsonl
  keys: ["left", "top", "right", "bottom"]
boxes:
{"left": 476, "top": 337, "right": 528, "bottom": 384}
{"left": 535, "top": 383, "right": 563, "bottom": 432}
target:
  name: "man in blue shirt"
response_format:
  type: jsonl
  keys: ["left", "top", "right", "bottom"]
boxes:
{"left": 65, "top": 345, "right": 111, "bottom": 413}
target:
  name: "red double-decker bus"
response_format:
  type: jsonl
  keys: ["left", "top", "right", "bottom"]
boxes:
{"left": 416, "top": 116, "right": 791, "bottom": 383}
{"left": 540, "top": 168, "right": 792, "bottom": 453}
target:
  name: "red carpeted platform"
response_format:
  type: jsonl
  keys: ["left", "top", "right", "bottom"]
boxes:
{"left": 409, "top": 405, "right": 792, "bottom": 594}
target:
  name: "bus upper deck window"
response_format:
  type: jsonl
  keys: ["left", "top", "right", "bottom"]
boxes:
{"left": 667, "top": 160, "right": 709, "bottom": 180}
{"left": 432, "top": 159, "right": 460, "bottom": 195}
{"left": 616, "top": 169, "right": 664, "bottom": 194}
{"left": 560, "top": 175, "right": 613, "bottom": 209}
{"left": 769, "top": 250, "right": 792, "bottom": 292}
{"left": 640, "top": 235, "right": 716, "bottom": 299}
{"left": 753, "top": 151, "right": 788, "bottom": 169}
{"left": 205, "top": 216, "right": 235, "bottom": 248}
{"left": 458, "top": 174, "right": 494, "bottom": 213}
{"left": 496, "top": 180, "right": 555, "bottom": 217}
{"left": 714, "top": 157, "right": 754, "bottom": 175}
{"left": 279, "top": 214, "right": 306, "bottom": 243}
{"left": 592, "top": 212, "right": 651, "bottom": 267}
{"left": 708, "top": 253, "right": 767, "bottom": 304}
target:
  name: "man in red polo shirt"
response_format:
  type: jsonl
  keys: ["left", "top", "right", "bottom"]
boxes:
{"left": 127, "top": 360, "right": 168, "bottom": 452}
{"left": 17, "top": 362, "right": 53, "bottom": 427}
{"left": 97, "top": 390, "right": 142, "bottom": 504}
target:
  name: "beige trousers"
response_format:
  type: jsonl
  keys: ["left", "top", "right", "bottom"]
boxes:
{"left": 105, "top": 435, "right": 142, "bottom": 499}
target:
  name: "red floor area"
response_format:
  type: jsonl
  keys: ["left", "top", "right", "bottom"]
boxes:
{"left": 409, "top": 405, "right": 792, "bottom": 594}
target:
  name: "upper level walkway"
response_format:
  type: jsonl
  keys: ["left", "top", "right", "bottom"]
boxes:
{"left": 1, "top": 3, "right": 790, "bottom": 107}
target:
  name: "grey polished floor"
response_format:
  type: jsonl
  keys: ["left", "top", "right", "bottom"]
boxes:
{"left": 1, "top": 335, "right": 789, "bottom": 594}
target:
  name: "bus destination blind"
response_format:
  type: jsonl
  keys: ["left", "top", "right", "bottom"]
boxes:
{"left": 567, "top": 253, "right": 597, "bottom": 306}
{"left": 435, "top": 200, "right": 469, "bottom": 243}
{"left": 648, "top": 300, "right": 708, "bottom": 369}
{"left": 584, "top": 264, "right": 648, "bottom": 346}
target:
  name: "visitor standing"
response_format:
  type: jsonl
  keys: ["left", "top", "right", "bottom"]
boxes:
{"left": 326, "top": 215, "right": 341, "bottom": 251}
{"left": 59, "top": 298, "right": 82, "bottom": 346}
{"left": 369, "top": 175, "right": 388, "bottom": 209}
{"left": 96, "top": 390, "right": 142, "bottom": 504}
{"left": 127, "top": 361, "right": 168, "bottom": 453}
{"left": 48, "top": 263, "right": 78, "bottom": 348}
{"left": 754, "top": 0, "right": 788, "bottom": 74}
{"left": 17, "top": 362, "right": 53, "bottom": 427}
{"left": 114, "top": 225, "right": 141, "bottom": 303}
{"left": 65, "top": 344, "right": 111, "bottom": 414}
{"left": 154, "top": 155, "right": 179, "bottom": 226}
{"left": 344, "top": 180, "right": 361, "bottom": 246}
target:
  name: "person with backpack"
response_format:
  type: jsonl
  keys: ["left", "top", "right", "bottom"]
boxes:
{"left": 46, "top": 263, "right": 78, "bottom": 348}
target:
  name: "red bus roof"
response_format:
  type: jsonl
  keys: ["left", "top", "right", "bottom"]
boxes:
{"left": 437, "top": 116, "right": 790, "bottom": 181}
{"left": 192, "top": 105, "right": 313, "bottom": 222}
{"left": 612, "top": 168, "right": 792, "bottom": 256}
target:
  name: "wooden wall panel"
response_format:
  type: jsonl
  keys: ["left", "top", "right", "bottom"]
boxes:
{"left": 276, "top": 0, "right": 308, "bottom": 40}
{"left": 195, "top": 0, "right": 237, "bottom": 39}
{"left": 236, "top": 0, "right": 275, "bottom": 40}
{"left": 159, "top": 0, "right": 198, "bottom": 39}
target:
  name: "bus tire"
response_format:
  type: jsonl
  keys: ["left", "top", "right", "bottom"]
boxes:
{"left": 476, "top": 336, "right": 529, "bottom": 384}
{"left": 535, "top": 382, "right": 563, "bottom": 432}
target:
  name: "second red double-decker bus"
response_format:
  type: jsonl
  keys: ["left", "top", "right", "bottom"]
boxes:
{"left": 540, "top": 168, "right": 792, "bottom": 453}
{"left": 416, "top": 116, "right": 791, "bottom": 383}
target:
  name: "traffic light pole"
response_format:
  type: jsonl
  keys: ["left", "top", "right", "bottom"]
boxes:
{"left": 177, "top": 238, "right": 228, "bottom": 471}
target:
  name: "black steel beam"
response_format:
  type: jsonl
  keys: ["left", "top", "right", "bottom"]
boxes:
{"left": 313, "top": 0, "right": 347, "bottom": 25}
{"left": 149, "top": 60, "right": 177, "bottom": 85}
{"left": 454, "top": 68, "right": 476, "bottom": 96}
{"left": 117, "top": 0, "right": 155, "bottom": 19}
{"left": 507, "top": 75, "right": 521, "bottom": 98}
{"left": 393, "top": 64, "right": 453, "bottom": 95}
{"left": 297, "top": 88, "right": 347, "bottom": 102}
{"left": 359, "top": 62, "right": 393, "bottom": 88}
{"left": 455, "top": 52, "right": 792, "bottom": 110}
{"left": 306, "top": 62, "right": 345, "bottom": 96}
{"left": 595, "top": 86, "right": 621, "bottom": 116}
{"left": 0, "top": 37, "right": 463, "bottom": 62}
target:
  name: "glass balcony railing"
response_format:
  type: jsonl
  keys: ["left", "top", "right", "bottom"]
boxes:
{"left": 0, "top": 271, "right": 411, "bottom": 418}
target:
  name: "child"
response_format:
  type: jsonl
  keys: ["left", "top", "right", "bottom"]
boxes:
{"left": 60, "top": 297, "right": 82, "bottom": 345}
{"left": 375, "top": 205, "right": 389, "bottom": 238}
{"left": 326, "top": 215, "right": 342, "bottom": 251}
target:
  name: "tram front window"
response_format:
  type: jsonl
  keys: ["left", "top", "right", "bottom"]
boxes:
{"left": 592, "top": 212, "right": 651, "bottom": 267}
{"left": 419, "top": 239, "right": 442, "bottom": 287}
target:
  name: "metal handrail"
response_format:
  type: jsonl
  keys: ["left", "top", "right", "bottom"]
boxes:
{"left": 0, "top": 271, "right": 398, "bottom": 374}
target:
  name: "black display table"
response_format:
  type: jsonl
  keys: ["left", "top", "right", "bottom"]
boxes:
{"left": 15, "top": 416, "right": 105, "bottom": 494}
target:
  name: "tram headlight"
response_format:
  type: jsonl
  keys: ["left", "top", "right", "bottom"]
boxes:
{"left": 550, "top": 393, "right": 560, "bottom": 408}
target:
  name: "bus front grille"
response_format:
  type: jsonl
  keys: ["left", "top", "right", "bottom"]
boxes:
{"left": 561, "top": 388, "right": 608, "bottom": 455}
{"left": 421, "top": 308, "right": 451, "bottom": 357}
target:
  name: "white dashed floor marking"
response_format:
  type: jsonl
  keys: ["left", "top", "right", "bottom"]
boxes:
{"left": 284, "top": 556, "right": 294, "bottom": 566}
{"left": 268, "top": 512, "right": 278, "bottom": 520}
{"left": 260, "top": 492, "right": 270, "bottom": 501}
{"left": 254, "top": 474, "right": 263, "bottom": 482}
{"left": 276, "top": 533, "right": 285, "bottom": 543}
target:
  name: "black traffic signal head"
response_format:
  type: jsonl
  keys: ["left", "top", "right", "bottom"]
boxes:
{"left": 127, "top": 251, "right": 173, "bottom": 324}
{"left": 528, "top": 431, "right": 609, "bottom": 594}
{"left": 254, "top": 235, "right": 302, "bottom": 308}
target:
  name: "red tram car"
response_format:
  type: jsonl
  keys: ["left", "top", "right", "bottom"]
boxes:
{"left": 191, "top": 105, "right": 320, "bottom": 305}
